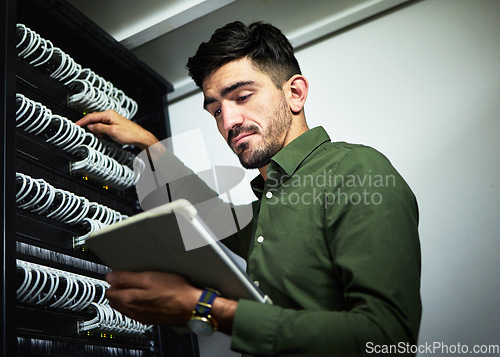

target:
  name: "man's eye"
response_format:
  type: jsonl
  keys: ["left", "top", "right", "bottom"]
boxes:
{"left": 214, "top": 108, "right": 221, "bottom": 117}
{"left": 237, "top": 94, "right": 252, "bottom": 102}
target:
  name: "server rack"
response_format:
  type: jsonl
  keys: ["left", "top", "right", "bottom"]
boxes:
{"left": 1, "top": 0, "right": 199, "bottom": 356}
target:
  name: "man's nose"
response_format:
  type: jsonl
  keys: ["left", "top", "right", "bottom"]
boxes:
{"left": 221, "top": 103, "right": 244, "bottom": 135}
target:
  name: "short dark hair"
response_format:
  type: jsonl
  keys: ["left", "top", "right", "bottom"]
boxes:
{"left": 186, "top": 21, "right": 301, "bottom": 89}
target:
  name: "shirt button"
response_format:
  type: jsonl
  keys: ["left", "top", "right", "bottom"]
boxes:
{"left": 254, "top": 280, "right": 260, "bottom": 287}
{"left": 265, "top": 191, "right": 273, "bottom": 199}
{"left": 257, "top": 236, "right": 264, "bottom": 243}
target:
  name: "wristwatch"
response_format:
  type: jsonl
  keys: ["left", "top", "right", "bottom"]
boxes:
{"left": 188, "top": 288, "right": 220, "bottom": 336}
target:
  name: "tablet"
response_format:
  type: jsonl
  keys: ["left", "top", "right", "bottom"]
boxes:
{"left": 85, "top": 199, "right": 271, "bottom": 304}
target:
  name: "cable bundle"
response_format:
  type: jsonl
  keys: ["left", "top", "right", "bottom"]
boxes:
{"left": 16, "top": 24, "right": 138, "bottom": 119}
{"left": 73, "top": 218, "right": 106, "bottom": 247}
{"left": 68, "top": 78, "right": 138, "bottom": 118}
{"left": 71, "top": 145, "right": 136, "bottom": 190}
{"left": 16, "top": 92, "right": 136, "bottom": 165}
{"left": 16, "top": 260, "right": 150, "bottom": 338}
{"left": 73, "top": 201, "right": 134, "bottom": 246}
{"left": 15, "top": 93, "right": 53, "bottom": 136}
{"left": 16, "top": 172, "right": 127, "bottom": 226}
{"left": 79, "top": 303, "right": 151, "bottom": 337}
{"left": 17, "top": 260, "right": 108, "bottom": 311}
{"left": 16, "top": 93, "right": 143, "bottom": 188}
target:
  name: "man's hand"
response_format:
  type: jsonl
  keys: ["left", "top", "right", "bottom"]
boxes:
{"left": 75, "top": 110, "right": 159, "bottom": 150}
{"left": 105, "top": 271, "right": 201, "bottom": 326}
{"left": 105, "top": 271, "right": 238, "bottom": 333}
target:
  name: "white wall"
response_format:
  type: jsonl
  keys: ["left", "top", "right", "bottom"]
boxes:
{"left": 169, "top": 0, "right": 500, "bottom": 355}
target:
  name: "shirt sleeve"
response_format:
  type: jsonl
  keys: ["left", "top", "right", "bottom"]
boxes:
{"left": 230, "top": 146, "right": 422, "bottom": 355}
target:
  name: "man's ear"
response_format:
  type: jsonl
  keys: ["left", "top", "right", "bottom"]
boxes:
{"left": 286, "top": 74, "right": 308, "bottom": 114}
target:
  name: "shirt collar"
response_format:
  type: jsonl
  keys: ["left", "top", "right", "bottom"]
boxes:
{"left": 250, "top": 126, "right": 331, "bottom": 199}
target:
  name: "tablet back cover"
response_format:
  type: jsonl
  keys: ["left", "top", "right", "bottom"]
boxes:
{"left": 85, "top": 199, "right": 267, "bottom": 303}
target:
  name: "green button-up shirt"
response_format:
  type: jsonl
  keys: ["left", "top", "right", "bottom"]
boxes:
{"left": 223, "top": 127, "right": 421, "bottom": 356}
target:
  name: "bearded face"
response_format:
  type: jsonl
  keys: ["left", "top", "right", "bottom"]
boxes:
{"left": 228, "top": 95, "right": 291, "bottom": 169}
{"left": 202, "top": 58, "right": 300, "bottom": 171}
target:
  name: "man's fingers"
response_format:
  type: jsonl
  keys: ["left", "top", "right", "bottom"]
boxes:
{"left": 105, "top": 287, "right": 150, "bottom": 321}
{"left": 74, "top": 110, "right": 158, "bottom": 148}
{"left": 106, "top": 285, "right": 146, "bottom": 305}
{"left": 75, "top": 113, "right": 106, "bottom": 127}
{"left": 85, "top": 122, "right": 111, "bottom": 137}
{"left": 106, "top": 271, "right": 190, "bottom": 290}
{"left": 106, "top": 271, "right": 147, "bottom": 288}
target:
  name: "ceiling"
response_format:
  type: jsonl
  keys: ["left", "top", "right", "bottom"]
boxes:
{"left": 66, "top": 0, "right": 409, "bottom": 102}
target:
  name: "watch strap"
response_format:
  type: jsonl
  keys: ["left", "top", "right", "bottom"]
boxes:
{"left": 194, "top": 288, "right": 220, "bottom": 317}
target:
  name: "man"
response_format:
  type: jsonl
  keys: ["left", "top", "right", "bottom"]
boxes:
{"left": 76, "top": 21, "right": 421, "bottom": 356}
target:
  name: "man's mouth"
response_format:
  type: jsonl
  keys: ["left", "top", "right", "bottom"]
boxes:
{"left": 232, "top": 132, "right": 254, "bottom": 147}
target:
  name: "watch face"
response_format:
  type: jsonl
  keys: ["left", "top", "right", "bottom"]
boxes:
{"left": 188, "top": 317, "right": 215, "bottom": 336}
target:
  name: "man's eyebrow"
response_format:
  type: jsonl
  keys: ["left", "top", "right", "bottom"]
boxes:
{"left": 221, "top": 81, "right": 255, "bottom": 97}
{"left": 203, "top": 81, "right": 255, "bottom": 110}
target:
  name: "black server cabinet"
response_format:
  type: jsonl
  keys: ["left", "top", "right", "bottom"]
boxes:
{"left": 1, "top": 0, "right": 199, "bottom": 356}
